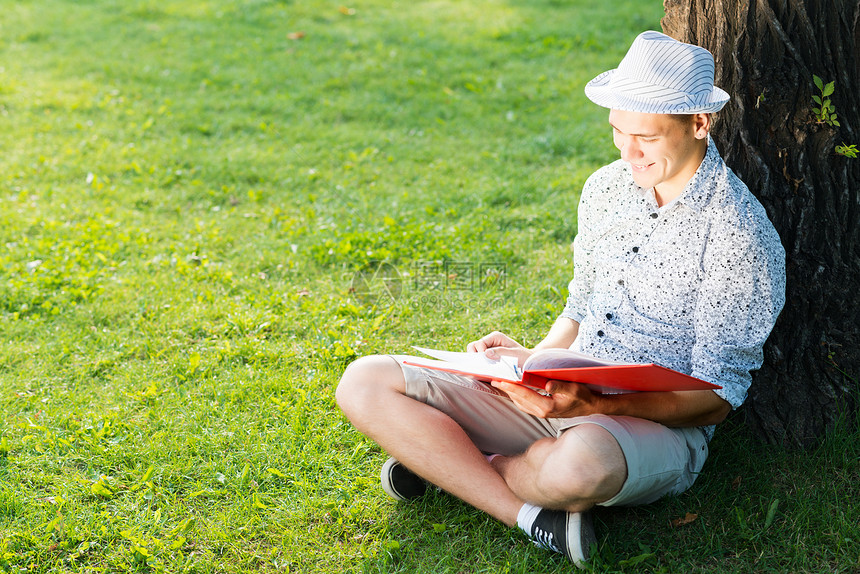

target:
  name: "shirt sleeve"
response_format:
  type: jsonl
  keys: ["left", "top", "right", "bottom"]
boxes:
{"left": 561, "top": 171, "right": 603, "bottom": 323}
{"left": 691, "top": 211, "right": 786, "bottom": 409}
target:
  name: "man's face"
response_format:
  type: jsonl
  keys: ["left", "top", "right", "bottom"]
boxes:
{"left": 608, "top": 110, "right": 707, "bottom": 203}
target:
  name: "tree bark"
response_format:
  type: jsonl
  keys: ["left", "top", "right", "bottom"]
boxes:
{"left": 663, "top": 0, "right": 860, "bottom": 447}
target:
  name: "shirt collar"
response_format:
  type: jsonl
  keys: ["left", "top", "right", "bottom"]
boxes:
{"left": 674, "top": 136, "right": 723, "bottom": 213}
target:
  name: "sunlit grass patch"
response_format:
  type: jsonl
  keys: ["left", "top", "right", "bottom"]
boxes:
{"left": 1, "top": 0, "right": 857, "bottom": 572}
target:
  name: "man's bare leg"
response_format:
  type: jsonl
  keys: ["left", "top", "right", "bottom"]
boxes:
{"left": 492, "top": 425, "right": 627, "bottom": 512}
{"left": 336, "top": 355, "right": 524, "bottom": 526}
{"left": 337, "top": 356, "right": 627, "bottom": 520}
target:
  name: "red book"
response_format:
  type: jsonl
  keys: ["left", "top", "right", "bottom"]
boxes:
{"left": 403, "top": 347, "right": 720, "bottom": 394}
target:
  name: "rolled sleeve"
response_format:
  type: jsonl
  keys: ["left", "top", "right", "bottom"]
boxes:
{"left": 561, "top": 171, "right": 605, "bottom": 323}
{"left": 691, "top": 218, "right": 786, "bottom": 409}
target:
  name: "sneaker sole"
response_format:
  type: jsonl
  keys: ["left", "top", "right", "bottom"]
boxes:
{"left": 380, "top": 457, "right": 426, "bottom": 502}
{"left": 566, "top": 511, "right": 597, "bottom": 568}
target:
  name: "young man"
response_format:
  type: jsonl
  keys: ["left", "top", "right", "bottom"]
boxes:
{"left": 336, "top": 31, "right": 786, "bottom": 568}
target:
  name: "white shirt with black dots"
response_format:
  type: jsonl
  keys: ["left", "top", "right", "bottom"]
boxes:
{"left": 562, "top": 138, "right": 786, "bottom": 439}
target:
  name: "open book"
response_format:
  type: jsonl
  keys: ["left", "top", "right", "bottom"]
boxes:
{"left": 403, "top": 346, "right": 721, "bottom": 394}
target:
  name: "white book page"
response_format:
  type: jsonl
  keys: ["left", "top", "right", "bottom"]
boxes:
{"left": 522, "top": 348, "right": 636, "bottom": 371}
{"left": 411, "top": 346, "right": 521, "bottom": 380}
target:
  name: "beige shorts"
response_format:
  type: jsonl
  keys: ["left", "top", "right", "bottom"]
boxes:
{"left": 393, "top": 355, "right": 709, "bottom": 507}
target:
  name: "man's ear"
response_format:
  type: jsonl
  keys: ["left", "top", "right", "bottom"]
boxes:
{"left": 693, "top": 113, "right": 711, "bottom": 139}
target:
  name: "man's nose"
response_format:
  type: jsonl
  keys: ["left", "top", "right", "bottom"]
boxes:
{"left": 620, "top": 139, "right": 642, "bottom": 161}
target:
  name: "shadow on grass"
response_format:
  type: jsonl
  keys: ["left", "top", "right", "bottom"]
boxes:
{"left": 358, "top": 489, "right": 575, "bottom": 574}
{"left": 352, "top": 414, "right": 859, "bottom": 573}
{"left": 598, "top": 412, "right": 860, "bottom": 572}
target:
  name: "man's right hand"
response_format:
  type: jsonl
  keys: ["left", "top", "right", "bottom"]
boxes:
{"left": 466, "top": 331, "right": 533, "bottom": 366}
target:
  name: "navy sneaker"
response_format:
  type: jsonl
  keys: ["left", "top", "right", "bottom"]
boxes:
{"left": 380, "top": 457, "right": 427, "bottom": 501}
{"left": 528, "top": 509, "right": 596, "bottom": 568}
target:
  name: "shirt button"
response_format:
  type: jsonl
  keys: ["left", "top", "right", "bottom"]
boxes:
{"left": 632, "top": 246, "right": 639, "bottom": 253}
{"left": 650, "top": 212, "right": 659, "bottom": 219}
{"left": 617, "top": 279, "right": 625, "bottom": 286}
{"left": 597, "top": 330, "right": 605, "bottom": 337}
{"left": 605, "top": 313, "right": 613, "bottom": 320}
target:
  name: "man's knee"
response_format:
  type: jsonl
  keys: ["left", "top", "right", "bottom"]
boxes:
{"left": 534, "top": 424, "right": 627, "bottom": 506}
{"left": 335, "top": 355, "right": 405, "bottom": 418}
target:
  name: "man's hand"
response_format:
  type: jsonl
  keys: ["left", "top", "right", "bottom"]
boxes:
{"left": 493, "top": 379, "right": 732, "bottom": 427}
{"left": 466, "top": 331, "right": 533, "bottom": 366}
{"left": 490, "top": 379, "right": 600, "bottom": 419}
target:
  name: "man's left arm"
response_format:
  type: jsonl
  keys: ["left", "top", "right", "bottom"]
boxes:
{"left": 687, "top": 209, "right": 786, "bottom": 414}
{"left": 490, "top": 380, "right": 731, "bottom": 427}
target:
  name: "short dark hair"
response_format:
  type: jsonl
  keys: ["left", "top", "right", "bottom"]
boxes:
{"left": 671, "top": 114, "right": 695, "bottom": 124}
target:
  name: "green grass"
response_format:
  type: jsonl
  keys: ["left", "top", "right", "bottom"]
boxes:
{"left": 0, "top": 0, "right": 857, "bottom": 572}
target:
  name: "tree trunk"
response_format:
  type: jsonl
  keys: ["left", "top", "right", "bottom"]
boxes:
{"left": 663, "top": 0, "right": 860, "bottom": 447}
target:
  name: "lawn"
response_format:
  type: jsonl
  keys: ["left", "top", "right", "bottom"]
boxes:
{"left": 0, "top": 0, "right": 857, "bottom": 572}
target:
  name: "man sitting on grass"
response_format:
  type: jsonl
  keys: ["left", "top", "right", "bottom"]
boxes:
{"left": 336, "top": 31, "right": 786, "bottom": 568}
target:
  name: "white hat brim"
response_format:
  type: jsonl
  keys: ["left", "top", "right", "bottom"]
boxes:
{"left": 585, "top": 69, "right": 730, "bottom": 114}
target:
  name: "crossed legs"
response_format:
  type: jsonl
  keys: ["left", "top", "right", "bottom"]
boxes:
{"left": 335, "top": 355, "right": 627, "bottom": 525}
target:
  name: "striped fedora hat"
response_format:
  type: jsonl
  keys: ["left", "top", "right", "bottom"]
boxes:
{"left": 585, "top": 31, "right": 729, "bottom": 114}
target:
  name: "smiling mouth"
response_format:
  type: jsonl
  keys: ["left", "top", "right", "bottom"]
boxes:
{"left": 631, "top": 163, "right": 654, "bottom": 172}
